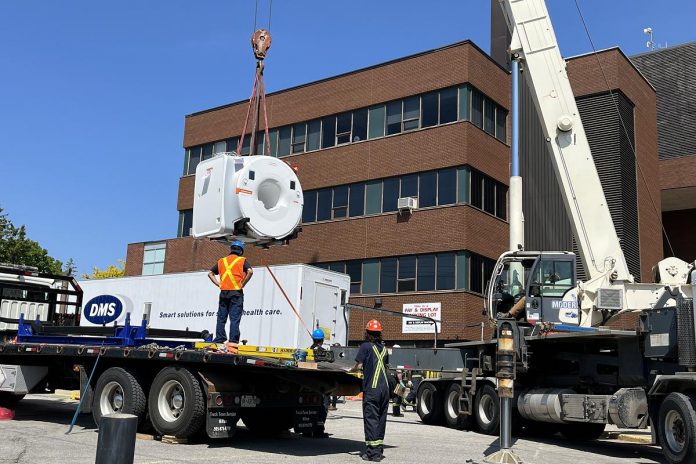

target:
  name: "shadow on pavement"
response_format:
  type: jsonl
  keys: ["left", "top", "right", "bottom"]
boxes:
{"left": 10, "top": 396, "right": 96, "bottom": 431}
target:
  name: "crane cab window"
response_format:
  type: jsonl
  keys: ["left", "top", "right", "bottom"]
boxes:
{"left": 536, "top": 260, "right": 573, "bottom": 297}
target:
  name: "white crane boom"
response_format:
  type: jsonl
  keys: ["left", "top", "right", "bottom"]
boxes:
{"left": 497, "top": 0, "right": 632, "bottom": 282}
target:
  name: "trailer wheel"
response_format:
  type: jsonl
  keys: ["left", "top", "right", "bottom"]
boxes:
{"left": 474, "top": 383, "right": 499, "bottom": 435}
{"left": 92, "top": 367, "right": 147, "bottom": 428}
{"left": 559, "top": 422, "right": 606, "bottom": 441}
{"left": 417, "top": 382, "right": 443, "bottom": 425}
{"left": 148, "top": 367, "right": 205, "bottom": 438}
{"left": 443, "top": 383, "right": 472, "bottom": 430}
{"left": 658, "top": 393, "right": 696, "bottom": 464}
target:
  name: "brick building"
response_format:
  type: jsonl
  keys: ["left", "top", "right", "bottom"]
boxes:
{"left": 125, "top": 39, "right": 663, "bottom": 345}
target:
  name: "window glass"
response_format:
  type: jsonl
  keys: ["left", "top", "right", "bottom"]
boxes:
{"left": 266, "top": 132, "right": 278, "bottom": 157}
{"left": 178, "top": 209, "right": 193, "bottom": 237}
{"left": 226, "top": 138, "right": 239, "bottom": 153}
{"left": 329, "top": 262, "right": 346, "bottom": 273}
{"left": 484, "top": 99, "right": 496, "bottom": 135}
{"left": 352, "top": 108, "right": 368, "bottom": 142}
{"left": 368, "top": 105, "right": 386, "bottom": 139}
{"left": 496, "top": 183, "right": 507, "bottom": 220}
{"left": 496, "top": 108, "right": 507, "bottom": 142}
{"left": 365, "top": 180, "right": 383, "bottom": 215}
{"left": 438, "top": 168, "right": 456, "bottom": 205}
{"left": 188, "top": 146, "right": 201, "bottom": 175}
{"left": 332, "top": 185, "right": 348, "bottom": 219}
{"left": 456, "top": 252, "right": 469, "bottom": 289}
{"left": 321, "top": 116, "right": 336, "bottom": 149}
{"left": 483, "top": 259, "right": 495, "bottom": 295}
{"left": 471, "top": 89, "right": 484, "bottom": 128}
{"left": 538, "top": 260, "right": 574, "bottom": 297}
{"left": 457, "top": 166, "right": 470, "bottom": 203}
{"left": 402, "top": 96, "right": 420, "bottom": 131}
{"left": 483, "top": 177, "right": 496, "bottom": 214}
{"left": 317, "top": 188, "right": 332, "bottom": 221}
{"left": 398, "top": 255, "right": 416, "bottom": 292}
{"left": 213, "top": 141, "right": 226, "bottom": 154}
{"left": 470, "top": 254, "right": 484, "bottom": 293}
{"left": 307, "top": 120, "right": 321, "bottom": 151}
{"left": 346, "top": 260, "right": 362, "bottom": 294}
{"left": 182, "top": 149, "right": 190, "bottom": 176}
{"left": 336, "top": 112, "right": 352, "bottom": 145}
{"left": 417, "top": 254, "right": 435, "bottom": 291}
{"left": 349, "top": 183, "right": 365, "bottom": 217}
{"left": 421, "top": 92, "right": 438, "bottom": 128}
{"left": 142, "top": 242, "right": 166, "bottom": 276}
{"left": 419, "top": 171, "right": 437, "bottom": 207}
{"left": 382, "top": 177, "right": 399, "bottom": 212}
{"left": 400, "top": 173, "right": 418, "bottom": 198}
{"left": 459, "top": 85, "right": 470, "bottom": 121}
{"left": 255, "top": 132, "right": 265, "bottom": 155}
{"left": 241, "top": 136, "right": 251, "bottom": 155}
{"left": 292, "top": 123, "right": 306, "bottom": 154}
{"left": 277, "top": 126, "right": 291, "bottom": 157}
{"left": 439, "top": 87, "right": 457, "bottom": 124}
{"left": 386, "top": 101, "right": 402, "bottom": 135}
{"left": 362, "top": 259, "right": 380, "bottom": 294}
{"left": 470, "top": 170, "right": 484, "bottom": 209}
{"left": 437, "top": 253, "right": 456, "bottom": 290}
{"left": 303, "top": 190, "right": 317, "bottom": 223}
{"left": 202, "top": 143, "right": 214, "bottom": 161}
{"left": 380, "top": 257, "right": 397, "bottom": 293}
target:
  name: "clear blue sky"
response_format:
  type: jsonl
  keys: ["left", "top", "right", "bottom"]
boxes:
{"left": 1, "top": 1, "right": 693, "bottom": 276}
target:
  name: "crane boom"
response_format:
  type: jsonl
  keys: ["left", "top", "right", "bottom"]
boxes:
{"left": 497, "top": 0, "right": 632, "bottom": 282}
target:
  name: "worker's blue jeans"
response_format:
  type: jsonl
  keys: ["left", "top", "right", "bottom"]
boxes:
{"left": 215, "top": 293, "right": 244, "bottom": 343}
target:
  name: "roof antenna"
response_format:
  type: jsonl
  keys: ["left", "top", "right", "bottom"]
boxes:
{"left": 644, "top": 27, "right": 654, "bottom": 50}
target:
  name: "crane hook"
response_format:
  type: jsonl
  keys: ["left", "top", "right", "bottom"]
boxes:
{"left": 251, "top": 29, "right": 271, "bottom": 61}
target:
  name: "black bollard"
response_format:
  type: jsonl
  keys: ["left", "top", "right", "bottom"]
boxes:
{"left": 95, "top": 413, "right": 138, "bottom": 464}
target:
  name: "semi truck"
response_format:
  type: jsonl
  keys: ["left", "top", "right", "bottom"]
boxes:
{"left": 0, "top": 263, "right": 360, "bottom": 439}
{"left": 332, "top": 2, "right": 696, "bottom": 464}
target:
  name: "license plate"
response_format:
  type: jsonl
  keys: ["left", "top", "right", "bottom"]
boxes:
{"left": 241, "top": 395, "right": 257, "bottom": 408}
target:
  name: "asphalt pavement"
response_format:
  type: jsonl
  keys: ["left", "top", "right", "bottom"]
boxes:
{"left": 0, "top": 393, "right": 665, "bottom": 464}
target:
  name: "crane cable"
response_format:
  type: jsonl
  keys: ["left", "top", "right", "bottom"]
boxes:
{"left": 572, "top": 0, "right": 675, "bottom": 257}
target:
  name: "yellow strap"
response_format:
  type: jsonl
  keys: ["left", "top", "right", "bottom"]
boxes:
{"left": 220, "top": 256, "right": 244, "bottom": 290}
{"left": 366, "top": 439, "right": 384, "bottom": 446}
{"left": 370, "top": 345, "right": 389, "bottom": 389}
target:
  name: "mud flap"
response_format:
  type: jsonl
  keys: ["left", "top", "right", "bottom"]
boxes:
{"left": 206, "top": 408, "right": 239, "bottom": 439}
{"left": 294, "top": 406, "right": 322, "bottom": 434}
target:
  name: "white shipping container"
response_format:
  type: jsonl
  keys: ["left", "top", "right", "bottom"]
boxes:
{"left": 78, "top": 264, "right": 350, "bottom": 348}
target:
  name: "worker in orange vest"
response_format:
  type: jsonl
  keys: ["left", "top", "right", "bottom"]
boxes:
{"left": 207, "top": 241, "right": 253, "bottom": 349}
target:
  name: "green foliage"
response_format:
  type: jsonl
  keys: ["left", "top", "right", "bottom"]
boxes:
{"left": 81, "top": 259, "right": 126, "bottom": 280}
{"left": 0, "top": 207, "right": 64, "bottom": 274}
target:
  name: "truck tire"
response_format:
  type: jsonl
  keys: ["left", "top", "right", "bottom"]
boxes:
{"left": 148, "top": 367, "right": 205, "bottom": 438}
{"left": 242, "top": 408, "right": 294, "bottom": 434}
{"left": 474, "top": 383, "right": 499, "bottom": 435}
{"left": 658, "top": 392, "right": 696, "bottom": 464}
{"left": 92, "top": 367, "right": 147, "bottom": 428}
{"left": 417, "top": 382, "right": 443, "bottom": 425}
{"left": 559, "top": 422, "right": 606, "bottom": 441}
{"left": 0, "top": 392, "right": 25, "bottom": 408}
{"left": 443, "top": 383, "right": 472, "bottom": 430}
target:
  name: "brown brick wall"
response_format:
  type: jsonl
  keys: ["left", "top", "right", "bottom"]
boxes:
{"left": 660, "top": 155, "right": 696, "bottom": 191}
{"left": 183, "top": 42, "right": 510, "bottom": 148}
{"left": 124, "top": 243, "right": 144, "bottom": 277}
{"left": 567, "top": 50, "right": 662, "bottom": 282}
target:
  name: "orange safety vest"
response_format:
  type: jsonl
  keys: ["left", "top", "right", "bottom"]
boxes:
{"left": 218, "top": 255, "right": 246, "bottom": 291}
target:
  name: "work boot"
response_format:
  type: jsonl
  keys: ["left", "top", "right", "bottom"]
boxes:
{"left": 392, "top": 406, "right": 403, "bottom": 417}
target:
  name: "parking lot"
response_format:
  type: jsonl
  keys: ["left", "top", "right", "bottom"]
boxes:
{"left": 0, "top": 393, "right": 665, "bottom": 464}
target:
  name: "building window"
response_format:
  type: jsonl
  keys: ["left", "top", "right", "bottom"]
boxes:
{"left": 397, "top": 255, "right": 416, "bottom": 292}
{"left": 353, "top": 108, "right": 368, "bottom": 142}
{"left": 496, "top": 108, "right": 507, "bottom": 142}
{"left": 402, "top": 96, "right": 420, "bottom": 131}
{"left": 438, "top": 168, "right": 456, "bottom": 205}
{"left": 400, "top": 173, "right": 418, "bottom": 199}
{"left": 322, "top": 116, "right": 336, "bottom": 149}
{"left": 336, "top": 112, "right": 352, "bottom": 145}
{"left": 496, "top": 184, "right": 507, "bottom": 220}
{"left": 349, "top": 183, "right": 365, "bottom": 217}
{"left": 365, "top": 180, "right": 382, "bottom": 215}
{"left": 178, "top": 210, "right": 193, "bottom": 237}
{"left": 362, "top": 259, "right": 380, "bottom": 294}
{"left": 459, "top": 85, "right": 470, "bottom": 121}
{"left": 291, "top": 123, "right": 306, "bottom": 154}
{"left": 471, "top": 89, "right": 484, "bottom": 128}
{"left": 456, "top": 252, "right": 469, "bottom": 289}
{"left": 436, "top": 253, "right": 456, "bottom": 290}
{"left": 484, "top": 99, "right": 496, "bottom": 136}
{"left": 457, "top": 166, "right": 470, "bottom": 203}
{"left": 346, "top": 260, "right": 362, "bottom": 294}
{"left": 386, "top": 101, "right": 402, "bottom": 135}
{"left": 421, "top": 92, "right": 438, "bottom": 128}
{"left": 332, "top": 185, "right": 349, "bottom": 219}
{"left": 317, "top": 188, "right": 332, "bottom": 221}
{"left": 368, "top": 105, "right": 386, "bottom": 139}
{"left": 439, "top": 87, "right": 458, "bottom": 124}
{"left": 419, "top": 171, "right": 437, "bottom": 208}
{"left": 303, "top": 191, "right": 318, "bottom": 223}
{"left": 470, "top": 170, "right": 484, "bottom": 210}
{"left": 277, "top": 126, "right": 291, "bottom": 157}
{"left": 417, "top": 254, "right": 436, "bottom": 291}
{"left": 142, "top": 242, "right": 166, "bottom": 276}
{"left": 382, "top": 177, "right": 399, "bottom": 213}
{"left": 307, "top": 120, "right": 321, "bottom": 151}
{"left": 380, "top": 257, "right": 397, "bottom": 293}
{"left": 187, "top": 146, "right": 201, "bottom": 175}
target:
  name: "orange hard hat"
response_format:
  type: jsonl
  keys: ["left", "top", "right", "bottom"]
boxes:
{"left": 366, "top": 319, "right": 382, "bottom": 332}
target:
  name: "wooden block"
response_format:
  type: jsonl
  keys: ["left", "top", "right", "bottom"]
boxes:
{"left": 297, "top": 361, "right": 318, "bottom": 370}
{"left": 136, "top": 433, "right": 155, "bottom": 441}
{"left": 161, "top": 435, "right": 188, "bottom": 444}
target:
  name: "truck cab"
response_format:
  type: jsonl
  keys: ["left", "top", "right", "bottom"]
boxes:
{"left": 486, "top": 251, "right": 578, "bottom": 325}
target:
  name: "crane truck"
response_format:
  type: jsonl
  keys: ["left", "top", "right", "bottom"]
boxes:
{"left": 334, "top": 1, "right": 696, "bottom": 463}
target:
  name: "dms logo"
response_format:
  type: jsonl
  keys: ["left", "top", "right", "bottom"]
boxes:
{"left": 83, "top": 295, "right": 123, "bottom": 325}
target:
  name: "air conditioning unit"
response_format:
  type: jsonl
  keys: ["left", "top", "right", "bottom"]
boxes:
{"left": 397, "top": 197, "right": 418, "bottom": 213}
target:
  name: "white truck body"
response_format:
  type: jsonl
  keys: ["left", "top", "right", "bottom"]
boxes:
{"left": 78, "top": 264, "right": 350, "bottom": 348}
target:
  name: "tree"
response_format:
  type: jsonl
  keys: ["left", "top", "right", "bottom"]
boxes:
{"left": 0, "top": 207, "right": 64, "bottom": 274}
{"left": 81, "top": 260, "right": 126, "bottom": 280}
